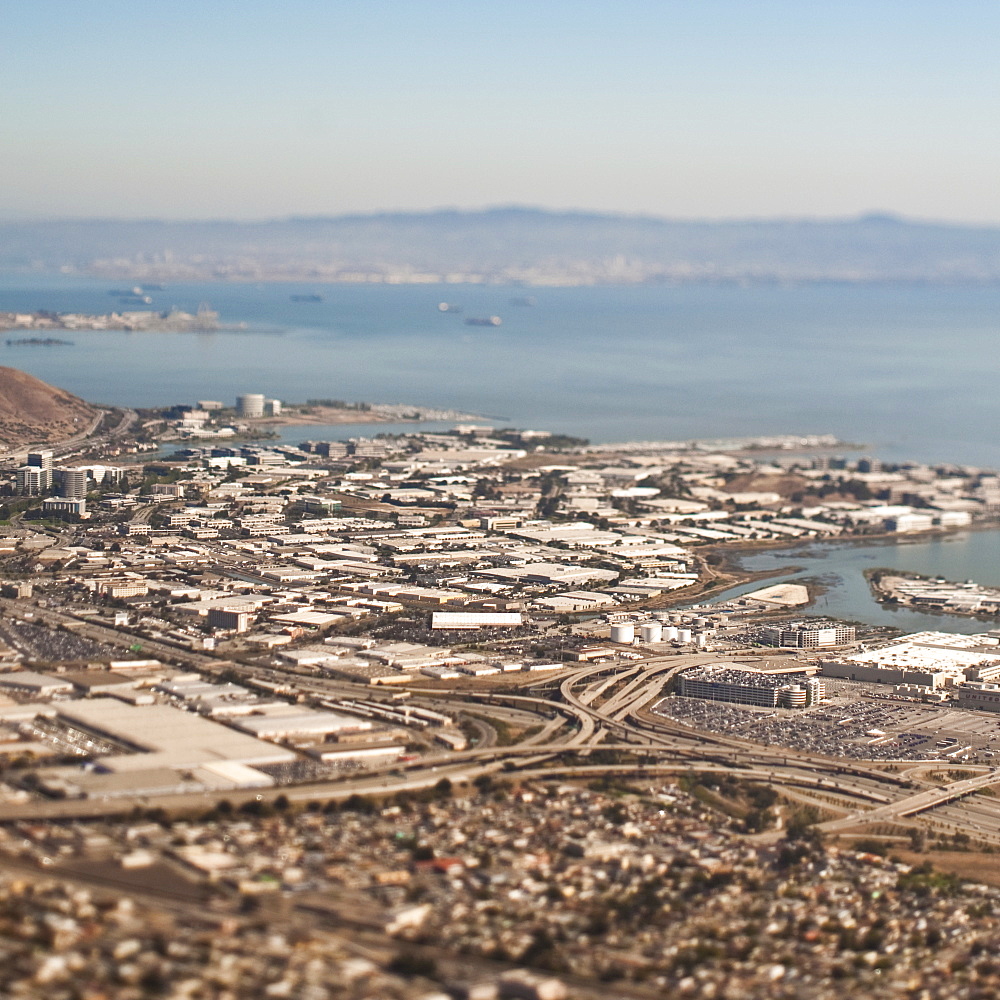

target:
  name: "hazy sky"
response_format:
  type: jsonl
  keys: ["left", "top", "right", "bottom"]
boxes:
{"left": 3, "top": 0, "right": 999, "bottom": 222}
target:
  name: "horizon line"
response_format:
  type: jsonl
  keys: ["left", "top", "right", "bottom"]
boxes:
{"left": 2, "top": 206, "right": 999, "bottom": 230}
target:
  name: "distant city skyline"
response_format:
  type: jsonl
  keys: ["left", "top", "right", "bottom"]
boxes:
{"left": 3, "top": 0, "right": 999, "bottom": 224}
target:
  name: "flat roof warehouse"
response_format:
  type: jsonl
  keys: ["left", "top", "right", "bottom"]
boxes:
{"left": 55, "top": 699, "right": 297, "bottom": 771}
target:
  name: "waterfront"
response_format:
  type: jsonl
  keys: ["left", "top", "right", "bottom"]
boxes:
{"left": 3, "top": 274, "right": 1000, "bottom": 466}
{"left": 153, "top": 419, "right": 459, "bottom": 458}
{"left": 709, "top": 529, "right": 1000, "bottom": 634}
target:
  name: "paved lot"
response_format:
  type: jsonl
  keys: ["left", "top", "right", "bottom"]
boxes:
{"left": 0, "top": 620, "right": 118, "bottom": 663}
{"left": 654, "top": 683, "right": 1000, "bottom": 763}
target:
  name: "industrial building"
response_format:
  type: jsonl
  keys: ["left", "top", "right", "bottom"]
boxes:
{"left": 34, "top": 698, "right": 297, "bottom": 799}
{"left": 207, "top": 605, "right": 255, "bottom": 632}
{"left": 822, "top": 631, "right": 1000, "bottom": 689}
{"left": 678, "top": 664, "right": 824, "bottom": 708}
{"left": 955, "top": 681, "right": 1000, "bottom": 712}
{"left": 0, "top": 671, "right": 74, "bottom": 697}
{"left": 233, "top": 707, "right": 372, "bottom": 742}
{"left": 431, "top": 612, "right": 523, "bottom": 629}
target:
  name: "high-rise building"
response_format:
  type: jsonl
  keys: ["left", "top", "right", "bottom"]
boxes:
{"left": 23, "top": 451, "right": 53, "bottom": 493}
{"left": 15, "top": 466, "right": 47, "bottom": 495}
{"left": 57, "top": 468, "right": 89, "bottom": 499}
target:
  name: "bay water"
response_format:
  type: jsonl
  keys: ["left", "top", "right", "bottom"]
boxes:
{"left": 2, "top": 273, "right": 999, "bottom": 466}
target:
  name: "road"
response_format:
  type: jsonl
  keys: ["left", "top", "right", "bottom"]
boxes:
{"left": 819, "top": 766, "right": 1000, "bottom": 834}
{"left": 0, "top": 407, "right": 138, "bottom": 466}
{"left": 0, "top": 607, "right": 983, "bottom": 843}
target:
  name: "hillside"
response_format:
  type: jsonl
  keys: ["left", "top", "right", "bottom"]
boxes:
{"left": 2, "top": 208, "right": 1000, "bottom": 284}
{"left": 0, "top": 367, "right": 99, "bottom": 451}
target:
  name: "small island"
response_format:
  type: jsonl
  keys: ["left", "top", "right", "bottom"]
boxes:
{"left": 6, "top": 336, "right": 74, "bottom": 346}
{"left": 0, "top": 305, "right": 239, "bottom": 333}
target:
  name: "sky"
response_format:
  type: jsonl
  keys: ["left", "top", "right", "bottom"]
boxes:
{"left": 2, "top": 0, "right": 999, "bottom": 223}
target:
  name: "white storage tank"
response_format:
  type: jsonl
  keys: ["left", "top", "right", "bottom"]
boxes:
{"left": 640, "top": 622, "right": 662, "bottom": 643}
{"left": 663, "top": 626, "right": 679, "bottom": 641}
{"left": 677, "top": 628, "right": 693, "bottom": 644}
{"left": 236, "top": 393, "right": 266, "bottom": 418}
{"left": 610, "top": 624, "right": 635, "bottom": 644}
{"left": 653, "top": 610, "right": 671, "bottom": 622}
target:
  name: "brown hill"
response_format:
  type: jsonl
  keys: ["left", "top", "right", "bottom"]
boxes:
{"left": 0, "top": 367, "right": 100, "bottom": 451}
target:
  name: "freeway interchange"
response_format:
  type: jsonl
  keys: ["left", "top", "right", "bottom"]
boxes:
{"left": 4, "top": 593, "right": 1000, "bottom": 842}
{"left": 7, "top": 606, "right": 999, "bottom": 847}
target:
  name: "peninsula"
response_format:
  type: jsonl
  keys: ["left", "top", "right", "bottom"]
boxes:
{"left": 868, "top": 569, "right": 1000, "bottom": 618}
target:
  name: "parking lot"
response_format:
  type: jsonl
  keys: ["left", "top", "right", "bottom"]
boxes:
{"left": 0, "top": 620, "right": 118, "bottom": 664}
{"left": 654, "top": 682, "right": 1000, "bottom": 763}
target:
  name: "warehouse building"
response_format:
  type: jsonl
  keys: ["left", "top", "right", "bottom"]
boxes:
{"left": 33, "top": 699, "right": 297, "bottom": 799}
{"left": 431, "top": 612, "right": 523, "bottom": 629}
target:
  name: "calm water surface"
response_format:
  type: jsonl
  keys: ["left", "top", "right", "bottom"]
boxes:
{"left": 708, "top": 530, "right": 1000, "bottom": 634}
{"left": 2, "top": 274, "right": 1000, "bottom": 466}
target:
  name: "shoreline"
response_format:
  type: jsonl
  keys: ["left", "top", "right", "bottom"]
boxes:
{"left": 692, "top": 523, "right": 1000, "bottom": 617}
{"left": 707, "top": 520, "right": 1000, "bottom": 573}
{"left": 243, "top": 405, "right": 485, "bottom": 429}
{"left": 865, "top": 567, "right": 1000, "bottom": 624}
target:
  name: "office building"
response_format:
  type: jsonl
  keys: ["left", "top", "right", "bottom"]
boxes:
{"left": 57, "top": 467, "right": 89, "bottom": 499}
{"left": 19, "top": 450, "right": 53, "bottom": 493}
{"left": 759, "top": 622, "right": 856, "bottom": 648}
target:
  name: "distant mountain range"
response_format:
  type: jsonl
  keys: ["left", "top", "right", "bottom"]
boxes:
{"left": 3, "top": 207, "right": 1000, "bottom": 285}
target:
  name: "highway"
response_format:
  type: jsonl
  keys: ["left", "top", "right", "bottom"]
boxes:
{"left": 2, "top": 601, "right": 989, "bottom": 843}
{"left": 819, "top": 766, "right": 1000, "bottom": 834}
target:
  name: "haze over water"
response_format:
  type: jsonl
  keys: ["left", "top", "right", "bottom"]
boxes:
{"left": 2, "top": 273, "right": 999, "bottom": 468}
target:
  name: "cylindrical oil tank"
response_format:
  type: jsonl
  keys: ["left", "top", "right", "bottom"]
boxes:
{"left": 610, "top": 624, "right": 635, "bottom": 644}
{"left": 677, "top": 628, "right": 693, "bottom": 644}
{"left": 640, "top": 622, "right": 662, "bottom": 643}
{"left": 236, "top": 393, "right": 266, "bottom": 418}
{"left": 664, "top": 626, "right": 679, "bottom": 641}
